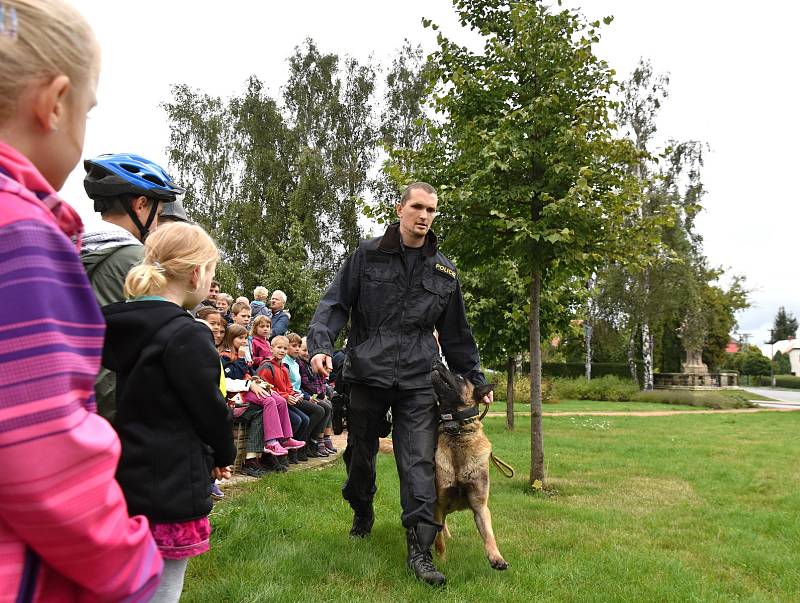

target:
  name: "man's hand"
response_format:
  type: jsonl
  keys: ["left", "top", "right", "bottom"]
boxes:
{"left": 213, "top": 466, "right": 232, "bottom": 480}
{"left": 311, "top": 353, "right": 333, "bottom": 379}
{"left": 482, "top": 390, "right": 494, "bottom": 405}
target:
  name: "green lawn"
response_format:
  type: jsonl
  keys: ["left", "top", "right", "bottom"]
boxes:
{"left": 184, "top": 412, "right": 800, "bottom": 602}
{"left": 497, "top": 400, "right": 707, "bottom": 413}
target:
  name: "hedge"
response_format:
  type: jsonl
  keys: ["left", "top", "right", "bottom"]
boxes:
{"left": 750, "top": 375, "right": 800, "bottom": 389}
{"left": 538, "top": 362, "right": 639, "bottom": 379}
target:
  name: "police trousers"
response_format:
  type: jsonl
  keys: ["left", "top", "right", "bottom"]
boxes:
{"left": 342, "top": 384, "right": 440, "bottom": 529}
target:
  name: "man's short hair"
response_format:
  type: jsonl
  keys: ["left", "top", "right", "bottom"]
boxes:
{"left": 231, "top": 301, "right": 250, "bottom": 316}
{"left": 253, "top": 286, "right": 269, "bottom": 301}
{"left": 210, "top": 280, "right": 221, "bottom": 290}
{"left": 400, "top": 182, "right": 437, "bottom": 206}
{"left": 272, "top": 290, "right": 287, "bottom": 303}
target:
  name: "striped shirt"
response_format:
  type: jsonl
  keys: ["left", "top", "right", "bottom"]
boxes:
{"left": 0, "top": 141, "right": 163, "bottom": 602}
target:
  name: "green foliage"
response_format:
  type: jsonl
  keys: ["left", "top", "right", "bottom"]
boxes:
{"left": 634, "top": 389, "right": 755, "bottom": 409}
{"left": 539, "top": 362, "right": 639, "bottom": 379}
{"left": 162, "top": 40, "right": 377, "bottom": 331}
{"left": 753, "top": 374, "right": 800, "bottom": 388}
{"left": 490, "top": 373, "right": 557, "bottom": 405}
{"left": 734, "top": 348, "right": 772, "bottom": 376}
{"left": 771, "top": 306, "right": 798, "bottom": 342}
{"left": 552, "top": 376, "right": 641, "bottom": 402}
{"left": 773, "top": 350, "right": 792, "bottom": 375}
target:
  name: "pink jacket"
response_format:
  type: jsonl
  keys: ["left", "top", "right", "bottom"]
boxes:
{"left": 0, "top": 141, "right": 162, "bottom": 602}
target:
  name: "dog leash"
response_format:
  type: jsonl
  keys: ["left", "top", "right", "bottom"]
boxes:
{"left": 477, "top": 401, "right": 515, "bottom": 478}
{"left": 490, "top": 452, "right": 515, "bottom": 478}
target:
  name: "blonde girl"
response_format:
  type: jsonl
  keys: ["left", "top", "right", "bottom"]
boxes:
{"left": 102, "top": 222, "right": 235, "bottom": 603}
{"left": 0, "top": 1, "right": 163, "bottom": 600}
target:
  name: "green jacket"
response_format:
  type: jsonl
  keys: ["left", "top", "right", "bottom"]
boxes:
{"left": 80, "top": 225, "right": 143, "bottom": 419}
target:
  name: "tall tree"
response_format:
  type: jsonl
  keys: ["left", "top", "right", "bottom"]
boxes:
{"left": 771, "top": 306, "right": 798, "bottom": 342}
{"left": 411, "top": 1, "right": 644, "bottom": 488}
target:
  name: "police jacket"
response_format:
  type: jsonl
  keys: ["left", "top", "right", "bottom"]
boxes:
{"left": 307, "top": 222, "right": 486, "bottom": 390}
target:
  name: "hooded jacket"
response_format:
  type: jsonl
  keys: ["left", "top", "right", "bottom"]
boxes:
{"left": 0, "top": 140, "right": 162, "bottom": 602}
{"left": 81, "top": 223, "right": 143, "bottom": 307}
{"left": 307, "top": 222, "right": 486, "bottom": 390}
{"left": 102, "top": 300, "right": 235, "bottom": 523}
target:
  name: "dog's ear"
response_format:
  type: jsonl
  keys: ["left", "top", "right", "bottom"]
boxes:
{"left": 473, "top": 383, "right": 494, "bottom": 402}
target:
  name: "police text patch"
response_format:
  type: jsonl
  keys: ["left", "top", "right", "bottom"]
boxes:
{"left": 435, "top": 263, "right": 456, "bottom": 279}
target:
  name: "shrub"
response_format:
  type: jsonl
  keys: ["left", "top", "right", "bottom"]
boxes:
{"left": 752, "top": 375, "right": 800, "bottom": 389}
{"left": 490, "top": 374, "right": 558, "bottom": 404}
{"left": 552, "top": 375, "right": 639, "bottom": 402}
{"left": 635, "top": 389, "right": 755, "bottom": 409}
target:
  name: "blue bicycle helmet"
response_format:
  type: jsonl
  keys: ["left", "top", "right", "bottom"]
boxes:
{"left": 84, "top": 153, "right": 185, "bottom": 240}
{"left": 83, "top": 153, "right": 184, "bottom": 202}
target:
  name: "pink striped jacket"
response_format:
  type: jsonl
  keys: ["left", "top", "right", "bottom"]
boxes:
{"left": 0, "top": 141, "right": 163, "bottom": 602}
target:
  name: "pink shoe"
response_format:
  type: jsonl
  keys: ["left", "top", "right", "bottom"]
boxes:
{"left": 264, "top": 441, "right": 288, "bottom": 456}
{"left": 281, "top": 438, "right": 305, "bottom": 450}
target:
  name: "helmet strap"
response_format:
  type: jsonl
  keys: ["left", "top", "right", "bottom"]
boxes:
{"left": 125, "top": 197, "right": 160, "bottom": 241}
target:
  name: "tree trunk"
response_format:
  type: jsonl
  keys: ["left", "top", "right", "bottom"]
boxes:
{"left": 506, "top": 356, "right": 515, "bottom": 431}
{"left": 628, "top": 326, "right": 638, "bottom": 384}
{"left": 584, "top": 321, "right": 593, "bottom": 380}
{"left": 529, "top": 270, "right": 545, "bottom": 488}
{"left": 642, "top": 321, "right": 654, "bottom": 390}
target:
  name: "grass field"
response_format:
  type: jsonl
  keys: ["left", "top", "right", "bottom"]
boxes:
{"left": 184, "top": 411, "right": 800, "bottom": 602}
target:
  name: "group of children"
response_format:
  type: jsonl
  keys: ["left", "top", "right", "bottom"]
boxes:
{"left": 0, "top": 1, "right": 343, "bottom": 601}
{"left": 198, "top": 301, "right": 338, "bottom": 478}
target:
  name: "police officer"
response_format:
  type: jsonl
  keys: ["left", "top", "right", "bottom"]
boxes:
{"left": 307, "top": 182, "right": 492, "bottom": 587}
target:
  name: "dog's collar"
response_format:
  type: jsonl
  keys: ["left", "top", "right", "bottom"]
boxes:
{"left": 440, "top": 406, "right": 479, "bottom": 435}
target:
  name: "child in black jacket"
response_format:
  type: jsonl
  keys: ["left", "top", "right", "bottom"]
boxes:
{"left": 102, "top": 222, "right": 235, "bottom": 603}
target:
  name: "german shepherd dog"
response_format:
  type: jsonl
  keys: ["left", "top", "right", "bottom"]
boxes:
{"left": 430, "top": 361, "right": 509, "bottom": 570}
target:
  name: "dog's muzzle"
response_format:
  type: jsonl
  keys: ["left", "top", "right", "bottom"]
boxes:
{"left": 440, "top": 406, "right": 479, "bottom": 436}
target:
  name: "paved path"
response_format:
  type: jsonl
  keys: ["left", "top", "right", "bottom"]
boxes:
{"left": 743, "top": 387, "right": 800, "bottom": 408}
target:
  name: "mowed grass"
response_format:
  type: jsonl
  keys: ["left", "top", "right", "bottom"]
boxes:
{"left": 497, "top": 400, "right": 707, "bottom": 413}
{"left": 183, "top": 412, "right": 800, "bottom": 602}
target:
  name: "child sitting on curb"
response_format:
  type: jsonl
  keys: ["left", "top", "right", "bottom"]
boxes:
{"left": 250, "top": 315, "right": 273, "bottom": 368}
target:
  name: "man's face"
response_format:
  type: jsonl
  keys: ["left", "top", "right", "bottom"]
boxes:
{"left": 396, "top": 190, "right": 438, "bottom": 244}
{"left": 233, "top": 310, "right": 251, "bottom": 327}
{"left": 272, "top": 341, "right": 288, "bottom": 361}
{"left": 270, "top": 294, "right": 285, "bottom": 311}
{"left": 208, "top": 285, "right": 220, "bottom": 302}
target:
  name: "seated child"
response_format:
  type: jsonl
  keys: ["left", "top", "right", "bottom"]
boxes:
{"left": 250, "top": 315, "right": 273, "bottom": 368}
{"left": 284, "top": 333, "right": 329, "bottom": 458}
{"left": 299, "top": 336, "right": 337, "bottom": 453}
{"left": 219, "top": 324, "right": 250, "bottom": 379}
{"left": 258, "top": 335, "right": 310, "bottom": 464}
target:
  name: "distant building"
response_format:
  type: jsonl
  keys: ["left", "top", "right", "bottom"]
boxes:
{"left": 725, "top": 339, "right": 741, "bottom": 354}
{"left": 759, "top": 337, "right": 800, "bottom": 375}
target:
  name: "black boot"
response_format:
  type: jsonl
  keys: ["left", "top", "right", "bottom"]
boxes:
{"left": 406, "top": 523, "right": 446, "bottom": 586}
{"left": 349, "top": 500, "right": 374, "bottom": 538}
{"left": 288, "top": 449, "right": 299, "bottom": 464}
{"left": 297, "top": 447, "right": 308, "bottom": 462}
{"left": 306, "top": 442, "right": 320, "bottom": 458}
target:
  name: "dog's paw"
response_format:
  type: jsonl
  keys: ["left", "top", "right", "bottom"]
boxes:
{"left": 489, "top": 556, "right": 509, "bottom": 570}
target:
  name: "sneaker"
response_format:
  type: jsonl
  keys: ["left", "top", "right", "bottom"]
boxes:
{"left": 263, "top": 453, "right": 288, "bottom": 471}
{"left": 324, "top": 437, "right": 338, "bottom": 453}
{"left": 296, "top": 447, "right": 308, "bottom": 462}
{"left": 288, "top": 449, "right": 299, "bottom": 464}
{"left": 242, "top": 458, "right": 267, "bottom": 477}
{"left": 306, "top": 443, "right": 320, "bottom": 458}
{"left": 317, "top": 442, "right": 330, "bottom": 457}
{"left": 264, "top": 441, "right": 289, "bottom": 456}
{"left": 210, "top": 482, "right": 224, "bottom": 498}
{"left": 281, "top": 437, "right": 305, "bottom": 450}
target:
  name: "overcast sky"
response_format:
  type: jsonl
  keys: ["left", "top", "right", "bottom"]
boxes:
{"left": 64, "top": 0, "right": 799, "bottom": 351}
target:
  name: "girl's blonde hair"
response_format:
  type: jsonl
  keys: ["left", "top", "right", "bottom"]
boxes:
{"left": 0, "top": 0, "right": 97, "bottom": 125}
{"left": 124, "top": 222, "right": 219, "bottom": 299}
{"left": 251, "top": 314, "right": 271, "bottom": 337}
